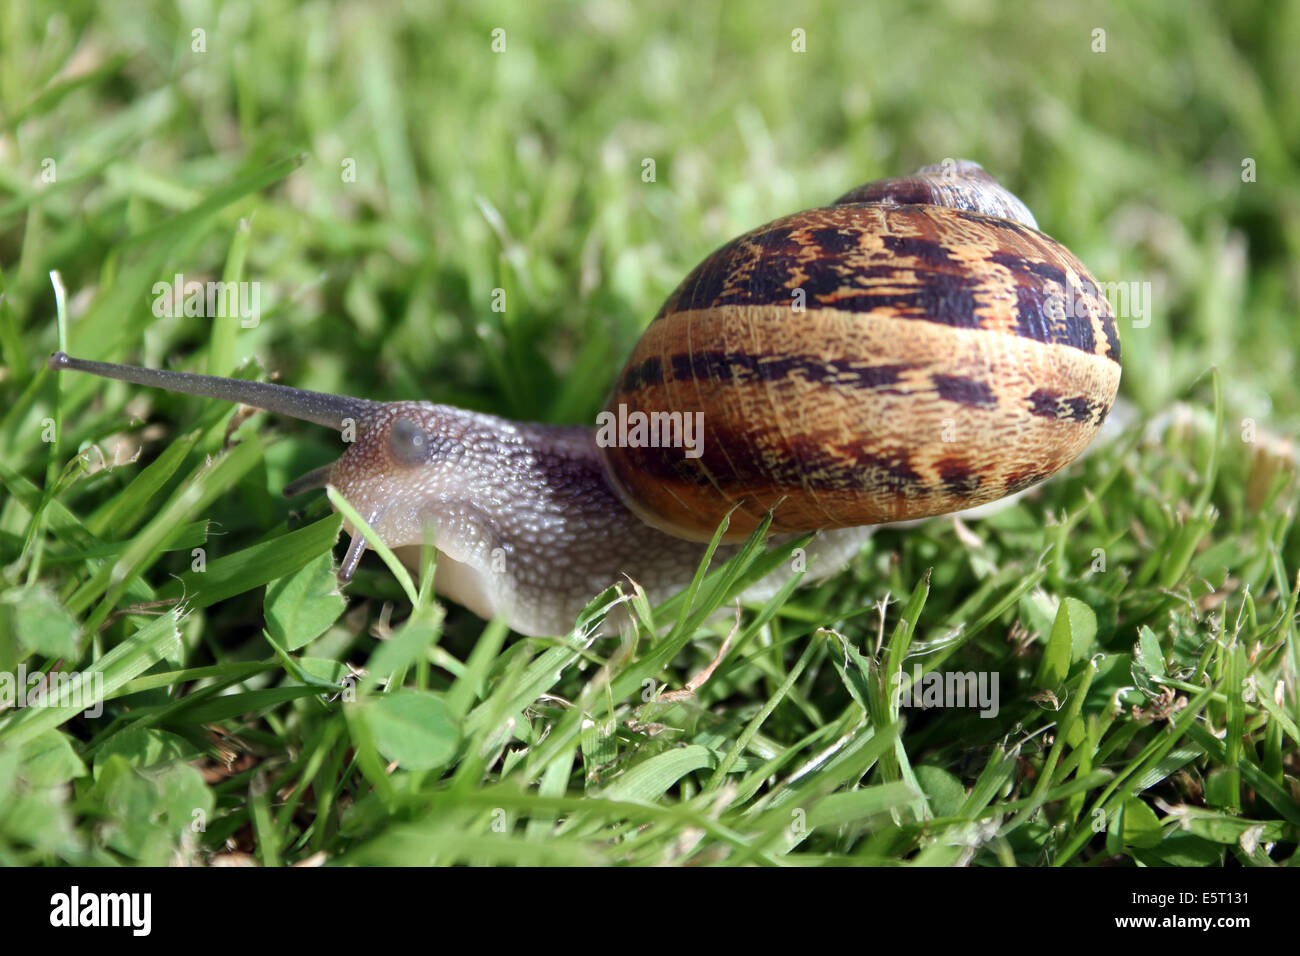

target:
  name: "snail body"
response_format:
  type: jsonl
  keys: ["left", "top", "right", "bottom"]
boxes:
{"left": 50, "top": 160, "right": 1120, "bottom": 636}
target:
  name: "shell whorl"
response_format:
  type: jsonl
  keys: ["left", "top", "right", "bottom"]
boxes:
{"left": 834, "top": 159, "right": 1039, "bottom": 230}
{"left": 599, "top": 161, "right": 1121, "bottom": 542}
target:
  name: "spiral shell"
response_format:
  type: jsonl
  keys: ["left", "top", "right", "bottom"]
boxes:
{"left": 598, "top": 161, "right": 1122, "bottom": 542}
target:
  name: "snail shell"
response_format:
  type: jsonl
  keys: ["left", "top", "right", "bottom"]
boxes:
{"left": 600, "top": 160, "right": 1121, "bottom": 542}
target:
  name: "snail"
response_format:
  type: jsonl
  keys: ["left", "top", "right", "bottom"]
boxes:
{"left": 49, "top": 160, "right": 1121, "bottom": 637}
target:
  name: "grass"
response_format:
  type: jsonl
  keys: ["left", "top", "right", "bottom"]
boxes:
{"left": 0, "top": 0, "right": 1297, "bottom": 866}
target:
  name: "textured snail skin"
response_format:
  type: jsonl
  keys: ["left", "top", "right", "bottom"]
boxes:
{"left": 327, "top": 402, "right": 872, "bottom": 635}
{"left": 48, "top": 161, "right": 1119, "bottom": 636}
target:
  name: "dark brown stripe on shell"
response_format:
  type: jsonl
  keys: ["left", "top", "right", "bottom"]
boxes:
{"left": 1002, "top": 468, "right": 1052, "bottom": 495}
{"left": 652, "top": 206, "right": 1120, "bottom": 365}
{"left": 936, "top": 458, "right": 983, "bottom": 496}
{"left": 657, "top": 227, "right": 986, "bottom": 332}
{"left": 616, "top": 423, "right": 932, "bottom": 498}
{"left": 1025, "top": 388, "right": 1110, "bottom": 425}
{"left": 930, "top": 373, "right": 997, "bottom": 409}
{"left": 620, "top": 355, "right": 663, "bottom": 392}
{"left": 619, "top": 351, "right": 918, "bottom": 394}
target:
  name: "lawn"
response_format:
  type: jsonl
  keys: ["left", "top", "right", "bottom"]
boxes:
{"left": 0, "top": 0, "right": 1296, "bottom": 866}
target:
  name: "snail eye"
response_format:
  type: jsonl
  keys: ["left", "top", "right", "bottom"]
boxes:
{"left": 388, "top": 417, "right": 431, "bottom": 466}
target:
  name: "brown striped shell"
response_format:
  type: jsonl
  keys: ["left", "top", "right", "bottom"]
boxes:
{"left": 597, "top": 160, "right": 1122, "bottom": 542}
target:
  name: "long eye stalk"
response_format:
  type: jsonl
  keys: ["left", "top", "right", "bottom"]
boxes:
{"left": 48, "top": 352, "right": 374, "bottom": 431}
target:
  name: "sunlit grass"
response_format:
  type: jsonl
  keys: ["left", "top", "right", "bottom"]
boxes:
{"left": 0, "top": 0, "right": 1296, "bottom": 865}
